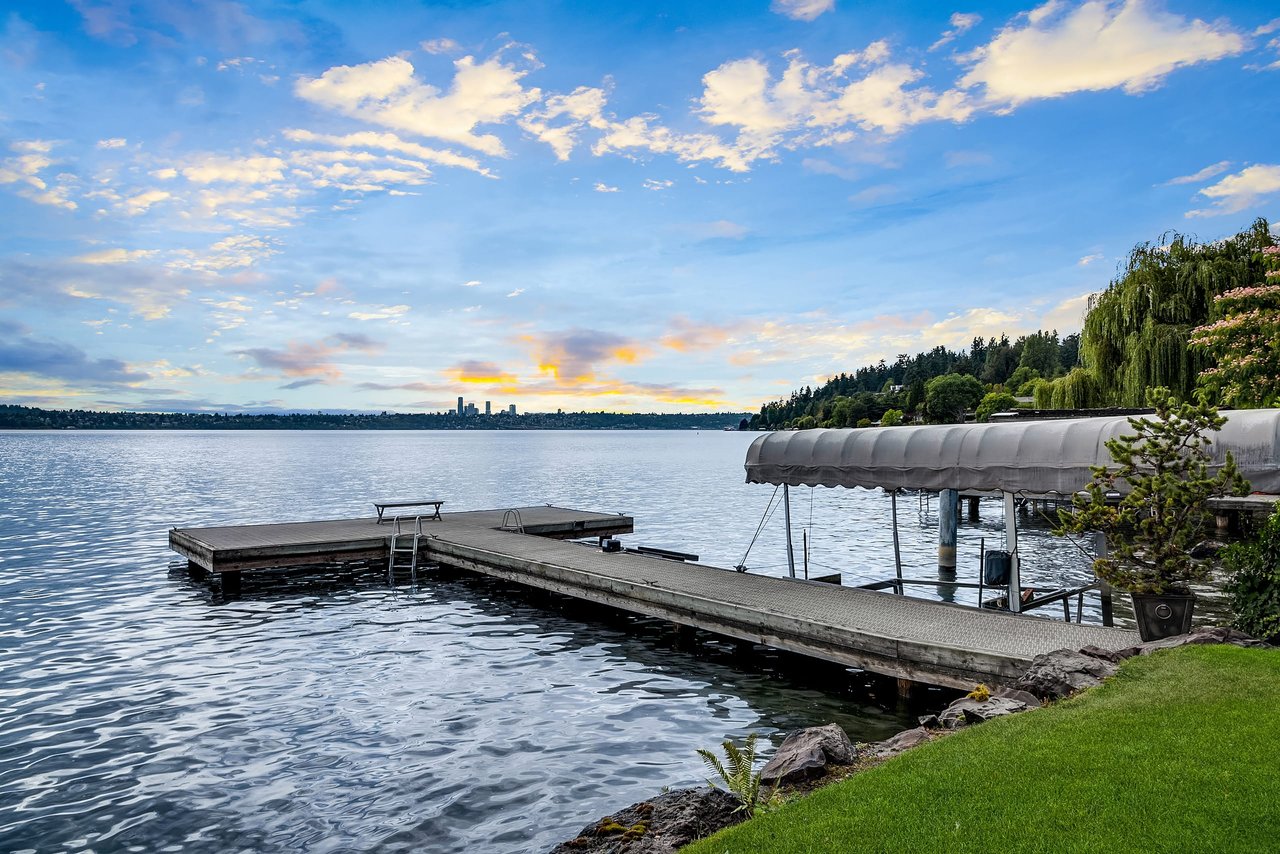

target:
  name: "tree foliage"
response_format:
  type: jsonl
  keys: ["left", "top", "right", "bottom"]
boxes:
{"left": 1191, "top": 245, "right": 1280, "bottom": 408}
{"left": 1222, "top": 507, "right": 1280, "bottom": 643}
{"left": 1054, "top": 391, "right": 1250, "bottom": 594}
{"left": 1072, "top": 218, "right": 1274, "bottom": 407}
{"left": 975, "top": 391, "right": 1017, "bottom": 423}
{"left": 925, "top": 374, "right": 985, "bottom": 423}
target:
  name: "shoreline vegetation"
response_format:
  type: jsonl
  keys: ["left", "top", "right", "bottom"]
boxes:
{"left": 681, "top": 642, "right": 1278, "bottom": 854}
{"left": 0, "top": 405, "right": 751, "bottom": 431}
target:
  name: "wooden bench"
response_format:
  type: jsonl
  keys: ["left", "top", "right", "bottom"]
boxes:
{"left": 373, "top": 499, "right": 444, "bottom": 524}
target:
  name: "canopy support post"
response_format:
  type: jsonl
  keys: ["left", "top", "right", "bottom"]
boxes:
{"left": 1004, "top": 491, "right": 1022, "bottom": 614}
{"left": 783, "top": 484, "right": 796, "bottom": 579}
{"left": 1094, "top": 530, "right": 1114, "bottom": 627}
{"left": 938, "top": 488, "right": 959, "bottom": 571}
{"left": 891, "top": 490, "right": 903, "bottom": 594}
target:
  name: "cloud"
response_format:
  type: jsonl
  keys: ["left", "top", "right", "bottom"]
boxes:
{"left": 462, "top": 279, "right": 481, "bottom": 287}
{"left": 931, "top": 12, "right": 983, "bottom": 51}
{"left": 283, "top": 128, "right": 491, "bottom": 176}
{"left": 178, "top": 154, "right": 287, "bottom": 184}
{"left": 1186, "top": 164, "right": 1280, "bottom": 217}
{"left": 1163, "top": 160, "right": 1232, "bottom": 185}
{"left": 1078, "top": 253, "right": 1103, "bottom": 266}
{"left": 235, "top": 332, "right": 384, "bottom": 379}
{"left": 121, "top": 189, "right": 171, "bottom": 216}
{"left": 850, "top": 183, "right": 898, "bottom": 205}
{"left": 643, "top": 178, "right": 674, "bottom": 190}
{"left": 0, "top": 321, "right": 148, "bottom": 385}
{"left": 96, "top": 138, "right": 128, "bottom": 149}
{"left": 422, "top": 38, "right": 461, "bottom": 54}
{"left": 74, "top": 248, "right": 160, "bottom": 264}
{"left": 0, "top": 140, "right": 78, "bottom": 210}
{"left": 660, "top": 317, "right": 737, "bottom": 352}
{"left": 348, "top": 303, "right": 410, "bottom": 321}
{"left": 692, "top": 220, "right": 748, "bottom": 240}
{"left": 959, "top": 1, "right": 1245, "bottom": 106}
{"left": 771, "top": 0, "right": 836, "bottom": 23}
{"left": 506, "top": 288, "right": 525, "bottom": 297}
{"left": 802, "top": 157, "right": 859, "bottom": 179}
{"left": 295, "top": 52, "right": 540, "bottom": 156}
{"left": 523, "top": 329, "right": 651, "bottom": 382}
{"left": 446, "top": 360, "right": 518, "bottom": 384}
{"left": 593, "top": 182, "right": 619, "bottom": 193}
{"left": 279, "top": 378, "right": 327, "bottom": 390}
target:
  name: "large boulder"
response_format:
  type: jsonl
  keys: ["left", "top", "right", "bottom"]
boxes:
{"left": 867, "top": 726, "right": 932, "bottom": 759}
{"left": 1013, "top": 648, "right": 1118, "bottom": 701}
{"left": 937, "top": 696, "right": 1031, "bottom": 729}
{"left": 551, "top": 787, "right": 744, "bottom": 854}
{"left": 1132, "top": 626, "right": 1267, "bottom": 655}
{"left": 759, "top": 723, "right": 857, "bottom": 787}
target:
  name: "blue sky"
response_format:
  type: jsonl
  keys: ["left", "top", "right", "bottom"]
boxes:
{"left": 1, "top": 0, "right": 1278, "bottom": 414}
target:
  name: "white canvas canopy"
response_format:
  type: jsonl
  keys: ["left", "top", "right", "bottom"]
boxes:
{"left": 744, "top": 410, "right": 1280, "bottom": 496}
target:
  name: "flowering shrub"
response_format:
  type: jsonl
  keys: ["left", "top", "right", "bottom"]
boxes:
{"left": 1191, "top": 245, "right": 1280, "bottom": 407}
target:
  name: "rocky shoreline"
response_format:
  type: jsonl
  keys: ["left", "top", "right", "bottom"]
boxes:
{"left": 550, "top": 627, "right": 1264, "bottom": 853}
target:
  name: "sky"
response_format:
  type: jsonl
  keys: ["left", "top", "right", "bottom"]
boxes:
{"left": 1, "top": 0, "right": 1278, "bottom": 415}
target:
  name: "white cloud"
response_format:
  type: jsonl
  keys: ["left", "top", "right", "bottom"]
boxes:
{"left": 593, "top": 182, "right": 619, "bottom": 193}
{"left": 930, "top": 12, "right": 982, "bottom": 51}
{"left": 295, "top": 52, "right": 540, "bottom": 156}
{"left": 0, "top": 140, "right": 78, "bottom": 210}
{"left": 96, "top": 138, "right": 128, "bottom": 149}
{"left": 959, "top": 0, "right": 1245, "bottom": 105}
{"left": 1186, "top": 164, "right": 1280, "bottom": 217}
{"left": 507, "top": 288, "right": 525, "bottom": 297}
{"left": 121, "top": 189, "right": 171, "bottom": 216}
{"left": 283, "top": 128, "right": 490, "bottom": 176}
{"left": 462, "top": 280, "right": 481, "bottom": 287}
{"left": 1162, "top": 160, "right": 1231, "bottom": 185}
{"left": 349, "top": 304, "right": 411, "bottom": 320}
{"left": 74, "top": 248, "right": 160, "bottom": 264}
{"left": 180, "top": 154, "right": 287, "bottom": 184}
{"left": 1078, "top": 253, "right": 1103, "bottom": 266}
{"left": 771, "top": 0, "right": 835, "bottom": 23}
{"left": 643, "top": 178, "right": 674, "bottom": 191}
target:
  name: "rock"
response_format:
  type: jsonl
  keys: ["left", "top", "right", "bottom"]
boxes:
{"left": 992, "top": 687, "right": 1042, "bottom": 707}
{"left": 1013, "top": 648, "right": 1118, "bottom": 701}
{"left": 917, "top": 713, "right": 941, "bottom": 728}
{"left": 1133, "top": 625, "right": 1267, "bottom": 655}
{"left": 938, "top": 696, "right": 1030, "bottom": 729}
{"left": 1078, "top": 644, "right": 1136, "bottom": 663}
{"left": 550, "top": 787, "right": 745, "bottom": 854}
{"left": 867, "top": 726, "right": 931, "bottom": 759}
{"left": 759, "top": 723, "right": 857, "bottom": 786}
{"left": 1189, "top": 540, "right": 1226, "bottom": 559}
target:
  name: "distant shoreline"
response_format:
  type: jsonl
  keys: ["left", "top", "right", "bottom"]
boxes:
{"left": 0, "top": 405, "right": 753, "bottom": 432}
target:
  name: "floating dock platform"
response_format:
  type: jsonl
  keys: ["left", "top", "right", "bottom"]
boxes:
{"left": 170, "top": 506, "right": 1140, "bottom": 689}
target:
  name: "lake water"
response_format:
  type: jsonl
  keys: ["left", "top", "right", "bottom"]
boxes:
{"left": 0, "top": 429, "right": 1188, "bottom": 852}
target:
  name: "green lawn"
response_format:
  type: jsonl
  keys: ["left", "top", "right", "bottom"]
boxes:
{"left": 685, "top": 646, "right": 1280, "bottom": 854}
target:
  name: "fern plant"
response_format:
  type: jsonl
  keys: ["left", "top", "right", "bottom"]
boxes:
{"left": 697, "top": 734, "right": 764, "bottom": 816}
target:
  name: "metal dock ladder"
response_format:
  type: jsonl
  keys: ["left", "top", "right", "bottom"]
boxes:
{"left": 387, "top": 514, "right": 425, "bottom": 585}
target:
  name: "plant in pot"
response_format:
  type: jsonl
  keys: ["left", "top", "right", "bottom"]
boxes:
{"left": 1054, "top": 390, "right": 1251, "bottom": 641}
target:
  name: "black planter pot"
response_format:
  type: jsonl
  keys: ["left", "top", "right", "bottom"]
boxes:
{"left": 1130, "top": 592, "right": 1195, "bottom": 642}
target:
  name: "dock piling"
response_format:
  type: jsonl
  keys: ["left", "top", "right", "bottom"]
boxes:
{"left": 938, "top": 489, "right": 959, "bottom": 570}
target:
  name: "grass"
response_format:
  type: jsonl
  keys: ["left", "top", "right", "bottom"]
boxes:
{"left": 684, "top": 646, "right": 1280, "bottom": 854}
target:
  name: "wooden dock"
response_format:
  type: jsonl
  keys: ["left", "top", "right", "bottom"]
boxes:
{"left": 170, "top": 506, "right": 1140, "bottom": 689}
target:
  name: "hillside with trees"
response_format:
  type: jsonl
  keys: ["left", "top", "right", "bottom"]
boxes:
{"left": 750, "top": 218, "right": 1275, "bottom": 430}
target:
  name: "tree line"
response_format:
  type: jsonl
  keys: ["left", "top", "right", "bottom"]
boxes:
{"left": 750, "top": 217, "right": 1276, "bottom": 429}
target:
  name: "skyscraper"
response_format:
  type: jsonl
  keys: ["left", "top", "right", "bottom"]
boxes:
{"left": 485, "top": 401, "right": 491, "bottom": 416}
{"left": 456, "top": 396, "right": 464, "bottom": 416}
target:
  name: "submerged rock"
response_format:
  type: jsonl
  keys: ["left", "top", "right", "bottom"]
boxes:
{"left": 550, "top": 787, "right": 744, "bottom": 854}
{"left": 759, "top": 723, "right": 857, "bottom": 787}
{"left": 1013, "top": 648, "right": 1118, "bottom": 701}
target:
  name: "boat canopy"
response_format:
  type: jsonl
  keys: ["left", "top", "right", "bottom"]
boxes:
{"left": 744, "top": 410, "right": 1280, "bottom": 495}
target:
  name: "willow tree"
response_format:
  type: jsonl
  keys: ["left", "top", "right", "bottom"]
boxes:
{"left": 1066, "top": 218, "right": 1275, "bottom": 407}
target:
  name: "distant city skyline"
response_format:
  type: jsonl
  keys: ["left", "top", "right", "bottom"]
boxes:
{"left": 1, "top": 0, "right": 1278, "bottom": 414}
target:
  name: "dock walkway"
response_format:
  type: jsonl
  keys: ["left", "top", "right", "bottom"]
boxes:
{"left": 170, "top": 506, "right": 1139, "bottom": 689}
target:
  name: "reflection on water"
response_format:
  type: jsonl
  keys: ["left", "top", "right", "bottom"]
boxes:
{"left": 0, "top": 429, "right": 1225, "bottom": 851}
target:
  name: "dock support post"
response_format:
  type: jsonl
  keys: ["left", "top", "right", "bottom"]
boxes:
{"left": 221, "top": 571, "right": 242, "bottom": 597}
{"left": 1094, "top": 531, "right": 1114, "bottom": 627}
{"left": 1004, "top": 492, "right": 1022, "bottom": 614}
{"left": 938, "top": 489, "right": 959, "bottom": 571}
{"left": 967, "top": 496, "right": 980, "bottom": 522}
{"left": 783, "top": 484, "right": 796, "bottom": 579}
{"left": 896, "top": 678, "right": 914, "bottom": 701}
